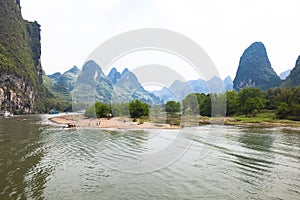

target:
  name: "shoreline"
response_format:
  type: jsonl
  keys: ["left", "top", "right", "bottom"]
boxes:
{"left": 49, "top": 114, "right": 300, "bottom": 130}
{"left": 48, "top": 114, "right": 181, "bottom": 130}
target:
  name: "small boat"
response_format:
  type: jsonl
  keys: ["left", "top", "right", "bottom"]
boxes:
{"left": 63, "top": 123, "right": 76, "bottom": 130}
{"left": 3, "top": 111, "right": 13, "bottom": 118}
{"left": 49, "top": 109, "right": 59, "bottom": 114}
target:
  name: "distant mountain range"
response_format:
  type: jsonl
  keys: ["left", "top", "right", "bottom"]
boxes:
{"left": 46, "top": 61, "right": 234, "bottom": 104}
{"left": 45, "top": 61, "right": 161, "bottom": 105}
{"left": 45, "top": 42, "right": 300, "bottom": 106}
{"left": 152, "top": 76, "right": 233, "bottom": 102}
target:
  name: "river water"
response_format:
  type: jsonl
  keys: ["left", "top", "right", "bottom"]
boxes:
{"left": 0, "top": 115, "right": 299, "bottom": 199}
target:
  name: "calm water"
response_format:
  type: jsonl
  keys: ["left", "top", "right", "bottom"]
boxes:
{"left": 0, "top": 115, "right": 300, "bottom": 199}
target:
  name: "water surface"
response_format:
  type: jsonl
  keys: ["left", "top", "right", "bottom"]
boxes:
{"left": 0, "top": 115, "right": 299, "bottom": 199}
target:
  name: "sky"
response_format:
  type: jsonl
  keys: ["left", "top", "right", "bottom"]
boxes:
{"left": 21, "top": 0, "right": 300, "bottom": 81}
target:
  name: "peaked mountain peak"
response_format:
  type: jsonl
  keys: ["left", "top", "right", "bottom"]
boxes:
{"left": 82, "top": 60, "right": 102, "bottom": 73}
{"left": 67, "top": 65, "right": 80, "bottom": 74}
{"left": 122, "top": 68, "right": 130, "bottom": 75}
{"left": 233, "top": 42, "right": 281, "bottom": 91}
{"left": 224, "top": 76, "right": 232, "bottom": 82}
{"left": 108, "top": 67, "right": 121, "bottom": 84}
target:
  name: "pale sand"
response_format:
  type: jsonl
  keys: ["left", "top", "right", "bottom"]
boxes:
{"left": 49, "top": 114, "right": 180, "bottom": 129}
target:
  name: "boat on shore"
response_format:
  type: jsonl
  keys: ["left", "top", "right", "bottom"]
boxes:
{"left": 63, "top": 123, "right": 76, "bottom": 130}
{"left": 1, "top": 111, "right": 14, "bottom": 118}
{"left": 49, "top": 109, "right": 59, "bottom": 115}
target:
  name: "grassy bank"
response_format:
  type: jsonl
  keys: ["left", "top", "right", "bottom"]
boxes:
{"left": 225, "top": 110, "right": 300, "bottom": 127}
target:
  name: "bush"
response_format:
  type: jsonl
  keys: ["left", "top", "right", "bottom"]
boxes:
{"left": 129, "top": 100, "right": 149, "bottom": 118}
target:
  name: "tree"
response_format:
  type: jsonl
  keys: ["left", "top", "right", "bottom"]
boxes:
{"left": 94, "top": 102, "right": 111, "bottom": 118}
{"left": 165, "top": 101, "right": 181, "bottom": 113}
{"left": 182, "top": 93, "right": 200, "bottom": 115}
{"left": 84, "top": 102, "right": 112, "bottom": 118}
{"left": 238, "top": 88, "right": 266, "bottom": 117}
{"left": 199, "top": 94, "right": 211, "bottom": 117}
{"left": 225, "top": 90, "right": 238, "bottom": 116}
{"left": 128, "top": 100, "right": 149, "bottom": 118}
{"left": 275, "top": 102, "right": 290, "bottom": 119}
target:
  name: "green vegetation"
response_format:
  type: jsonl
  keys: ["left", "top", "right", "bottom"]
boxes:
{"left": 0, "top": 1, "right": 39, "bottom": 87}
{"left": 165, "top": 101, "right": 181, "bottom": 113}
{"left": 129, "top": 100, "right": 149, "bottom": 118}
{"left": 181, "top": 87, "right": 300, "bottom": 122}
{"left": 84, "top": 100, "right": 150, "bottom": 119}
{"left": 85, "top": 102, "right": 112, "bottom": 118}
{"left": 237, "top": 88, "right": 265, "bottom": 117}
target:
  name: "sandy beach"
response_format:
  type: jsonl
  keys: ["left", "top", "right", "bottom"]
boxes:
{"left": 49, "top": 114, "right": 180, "bottom": 129}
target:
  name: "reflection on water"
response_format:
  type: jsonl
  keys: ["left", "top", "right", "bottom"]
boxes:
{"left": 0, "top": 116, "right": 46, "bottom": 199}
{"left": 0, "top": 116, "right": 300, "bottom": 199}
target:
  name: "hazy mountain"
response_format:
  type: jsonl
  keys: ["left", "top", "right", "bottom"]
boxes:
{"left": 233, "top": 42, "right": 281, "bottom": 91}
{"left": 153, "top": 76, "right": 232, "bottom": 102}
{"left": 48, "top": 72, "right": 62, "bottom": 84}
{"left": 282, "top": 56, "right": 300, "bottom": 87}
{"left": 279, "top": 69, "right": 291, "bottom": 80}
{"left": 107, "top": 67, "right": 121, "bottom": 84}
{"left": 57, "top": 66, "right": 81, "bottom": 91}
{"left": 48, "top": 63, "right": 161, "bottom": 106}
{"left": 110, "top": 68, "right": 161, "bottom": 104}
{"left": 73, "top": 60, "right": 113, "bottom": 105}
{"left": 223, "top": 76, "right": 234, "bottom": 91}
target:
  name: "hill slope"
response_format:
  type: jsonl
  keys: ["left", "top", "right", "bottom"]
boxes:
{"left": 282, "top": 56, "right": 300, "bottom": 87}
{"left": 233, "top": 42, "right": 281, "bottom": 91}
{"left": 0, "top": 0, "right": 47, "bottom": 113}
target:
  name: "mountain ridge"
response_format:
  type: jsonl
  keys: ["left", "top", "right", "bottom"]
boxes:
{"left": 233, "top": 42, "right": 281, "bottom": 91}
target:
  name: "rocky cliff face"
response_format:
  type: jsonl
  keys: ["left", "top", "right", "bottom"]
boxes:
{"left": 282, "top": 56, "right": 300, "bottom": 87}
{"left": 233, "top": 42, "right": 281, "bottom": 91}
{"left": 0, "top": 0, "right": 44, "bottom": 114}
{"left": 0, "top": 74, "right": 35, "bottom": 114}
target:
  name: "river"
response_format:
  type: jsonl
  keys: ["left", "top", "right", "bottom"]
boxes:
{"left": 0, "top": 115, "right": 299, "bottom": 199}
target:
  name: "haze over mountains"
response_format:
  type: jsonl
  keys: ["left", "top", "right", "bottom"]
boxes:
{"left": 46, "top": 40, "right": 300, "bottom": 104}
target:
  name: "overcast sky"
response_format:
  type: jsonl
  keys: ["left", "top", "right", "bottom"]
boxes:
{"left": 22, "top": 0, "right": 300, "bottom": 80}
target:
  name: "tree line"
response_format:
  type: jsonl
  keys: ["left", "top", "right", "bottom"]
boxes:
{"left": 84, "top": 87, "right": 300, "bottom": 121}
{"left": 182, "top": 87, "right": 300, "bottom": 120}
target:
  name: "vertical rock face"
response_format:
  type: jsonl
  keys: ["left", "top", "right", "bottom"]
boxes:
{"left": 0, "top": 0, "right": 43, "bottom": 113}
{"left": 282, "top": 56, "right": 300, "bottom": 87}
{"left": 233, "top": 42, "right": 281, "bottom": 91}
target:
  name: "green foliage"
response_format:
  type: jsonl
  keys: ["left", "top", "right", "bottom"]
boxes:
{"left": 84, "top": 102, "right": 112, "bottom": 118}
{"left": 84, "top": 106, "right": 96, "bottom": 118}
{"left": 0, "top": 1, "right": 40, "bottom": 88}
{"left": 182, "top": 93, "right": 212, "bottom": 116}
{"left": 225, "top": 90, "right": 238, "bottom": 116}
{"left": 129, "top": 100, "right": 149, "bottom": 118}
{"left": 165, "top": 101, "right": 181, "bottom": 113}
{"left": 238, "top": 88, "right": 265, "bottom": 117}
{"left": 276, "top": 102, "right": 291, "bottom": 119}
{"left": 95, "top": 102, "right": 112, "bottom": 118}
{"left": 182, "top": 93, "right": 200, "bottom": 115}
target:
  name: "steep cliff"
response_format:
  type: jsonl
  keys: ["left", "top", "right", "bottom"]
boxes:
{"left": 233, "top": 42, "right": 281, "bottom": 91}
{"left": 282, "top": 56, "right": 300, "bottom": 87}
{"left": 0, "top": 0, "right": 45, "bottom": 114}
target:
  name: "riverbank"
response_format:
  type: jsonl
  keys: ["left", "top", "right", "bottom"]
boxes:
{"left": 49, "top": 114, "right": 300, "bottom": 129}
{"left": 49, "top": 114, "right": 180, "bottom": 129}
